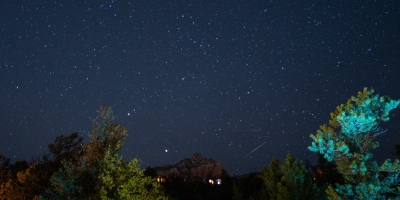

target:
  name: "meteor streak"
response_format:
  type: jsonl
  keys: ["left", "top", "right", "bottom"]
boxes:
{"left": 242, "top": 141, "right": 267, "bottom": 159}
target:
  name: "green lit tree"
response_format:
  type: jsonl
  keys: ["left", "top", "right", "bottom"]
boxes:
{"left": 262, "top": 154, "right": 323, "bottom": 200}
{"left": 85, "top": 106, "right": 128, "bottom": 167}
{"left": 50, "top": 106, "right": 169, "bottom": 199}
{"left": 262, "top": 157, "right": 281, "bottom": 199}
{"left": 99, "top": 148, "right": 168, "bottom": 199}
{"left": 0, "top": 163, "right": 47, "bottom": 200}
{"left": 309, "top": 88, "right": 400, "bottom": 199}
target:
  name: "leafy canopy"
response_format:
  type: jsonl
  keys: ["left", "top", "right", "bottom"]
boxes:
{"left": 262, "top": 153, "right": 323, "bottom": 200}
{"left": 308, "top": 88, "right": 400, "bottom": 199}
{"left": 49, "top": 106, "right": 169, "bottom": 199}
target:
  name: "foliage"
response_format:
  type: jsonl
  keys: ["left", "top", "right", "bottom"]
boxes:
{"left": 144, "top": 166, "right": 158, "bottom": 178}
{"left": 0, "top": 152, "right": 10, "bottom": 184}
{"left": 0, "top": 163, "right": 46, "bottom": 200}
{"left": 28, "top": 132, "right": 85, "bottom": 199}
{"left": 47, "top": 132, "right": 84, "bottom": 167}
{"left": 99, "top": 148, "right": 168, "bottom": 199}
{"left": 306, "top": 154, "right": 344, "bottom": 191}
{"left": 262, "top": 154, "right": 323, "bottom": 200}
{"left": 49, "top": 158, "right": 98, "bottom": 199}
{"left": 232, "top": 173, "right": 266, "bottom": 200}
{"left": 85, "top": 106, "right": 128, "bottom": 167}
{"left": 262, "top": 157, "right": 281, "bottom": 199}
{"left": 0, "top": 160, "right": 37, "bottom": 199}
{"left": 49, "top": 106, "right": 168, "bottom": 199}
{"left": 308, "top": 88, "right": 400, "bottom": 199}
{"left": 231, "top": 182, "right": 243, "bottom": 200}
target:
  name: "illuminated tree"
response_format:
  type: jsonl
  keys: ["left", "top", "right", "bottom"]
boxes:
{"left": 309, "top": 88, "right": 400, "bottom": 199}
{"left": 99, "top": 148, "right": 168, "bottom": 199}
{"left": 49, "top": 107, "right": 125, "bottom": 198}
{"left": 262, "top": 154, "right": 323, "bottom": 199}
{"left": 0, "top": 163, "right": 47, "bottom": 200}
{"left": 50, "top": 106, "right": 168, "bottom": 199}
{"left": 262, "top": 157, "right": 281, "bottom": 199}
{"left": 49, "top": 157, "right": 98, "bottom": 199}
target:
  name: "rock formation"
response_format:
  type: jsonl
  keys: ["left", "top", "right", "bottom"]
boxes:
{"left": 154, "top": 153, "right": 226, "bottom": 179}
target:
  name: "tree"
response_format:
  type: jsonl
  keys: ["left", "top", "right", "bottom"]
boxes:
{"left": 0, "top": 163, "right": 47, "bottom": 200}
{"left": 84, "top": 106, "right": 128, "bottom": 167}
{"left": 0, "top": 133, "right": 87, "bottom": 199}
{"left": 21, "top": 132, "right": 86, "bottom": 199}
{"left": 99, "top": 148, "right": 168, "bottom": 199}
{"left": 49, "top": 157, "right": 98, "bottom": 199}
{"left": 307, "top": 154, "right": 344, "bottom": 188}
{"left": 0, "top": 153, "right": 10, "bottom": 184}
{"left": 231, "top": 182, "right": 243, "bottom": 200}
{"left": 262, "top": 157, "right": 281, "bottom": 199}
{"left": 49, "top": 107, "right": 126, "bottom": 198}
{"left": 49, "top": 106, "right": 169, "bottom": 199}
{"left": 47, "top": 132, "right": 84, "bottom": 168}
{"left": 262, "top": 154, "right": 323, "bottom": 200}
{"left": 0, "top": 160, "right": 31, "bottom": 199}
{"left": 144, "top": 166, "right": 158, "bottom": 178}
{"left": 309, "top": 87, "right": 400, "bottom": 199}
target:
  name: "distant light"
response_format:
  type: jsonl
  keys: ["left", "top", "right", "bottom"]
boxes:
{"left": 165, "top": 149, "right": 168, "bottom": 153}
{"left": 127, "top": 112, "right": 130, "bottom": 116}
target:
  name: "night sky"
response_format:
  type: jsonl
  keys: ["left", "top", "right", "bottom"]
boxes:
{"left": 1, "top": 0, "right": 400, "bottom": 175}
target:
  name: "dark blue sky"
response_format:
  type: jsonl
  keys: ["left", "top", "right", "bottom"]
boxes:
{"left": 1, "top": 0, "right": 399, "bottom": 175}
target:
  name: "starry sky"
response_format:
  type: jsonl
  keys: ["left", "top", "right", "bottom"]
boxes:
{"left": 1, "top": 0, "right": 400, "bottom": 175}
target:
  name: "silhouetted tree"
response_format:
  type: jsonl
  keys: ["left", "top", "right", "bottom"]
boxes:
{"left": 231, "top": 182, "right": 243, "bottom": 200}
{"left": 48, "top": 132, "right": 84, "bottom": 166}
{"left": 0, "top": 153, "right": 10, "bottom": 184}
{"left": 395, "top": 143, "right": 400, "bottom": 158}
{"left": 307, "top": 154, "right": 344, "bottom": 188}
{"left": 234, "top": 173, "right": 266, "bottom": 200}
{"left": 144, "top": 166, "right": 158, "bottom": 178}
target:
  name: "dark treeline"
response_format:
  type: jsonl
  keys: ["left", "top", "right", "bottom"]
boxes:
{"left": 1, "top": 88, "right": 400, "bottom": 199}
{"left": 1, "top": 143, "right": 398, "bottom": 200}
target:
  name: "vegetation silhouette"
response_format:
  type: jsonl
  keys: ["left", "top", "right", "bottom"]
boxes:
{"left": 0, "top": 88, "right": 399, "bottom": 199}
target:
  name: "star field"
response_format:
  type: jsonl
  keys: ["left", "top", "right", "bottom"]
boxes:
{"left": 1, "top": 0, "right": 400, "bottom": 175}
